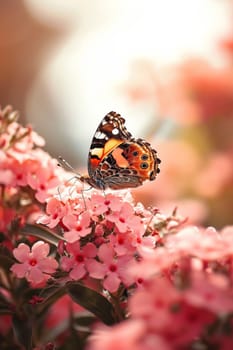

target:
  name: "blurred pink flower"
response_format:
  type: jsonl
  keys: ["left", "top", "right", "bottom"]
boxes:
{"left": 87, "top": 319, "right": 171, "bottom": 350}
{"left": 158, "top": 198, "right": 208, "bottom": 224}
{"left": 166, "top": 226, "right": 233, "bottom": 261}
{"left": 195, "top": 152, "right": 233, "bottom": 198}
{"left": 184, "top": 271, "right": 233, "bottom": 314}
{"left": 27, "top": 163, "right": 60, "bottom": 203}
{"left": 45, "top": 295, "right": 83, "bottom": 330}
{"left": 11, "top": 241, "right": 58, "bottom": 287}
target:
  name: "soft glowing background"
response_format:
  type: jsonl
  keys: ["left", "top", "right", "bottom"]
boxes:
{"left": 1, "top": 0, "right": 233, "bottom": 227}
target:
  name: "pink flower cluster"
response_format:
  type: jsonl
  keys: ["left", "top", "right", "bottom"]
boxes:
{"left": 0, "top": 106, "right": 66, "bottom": 233}
{"left": 2, "top": 105, "right": 233, "bottom": 349}
{"left": 37, "top": 191, "right": 159, "bottom": 293}
{"left": 88, "top": 225, "right": 233, "bottom": 350}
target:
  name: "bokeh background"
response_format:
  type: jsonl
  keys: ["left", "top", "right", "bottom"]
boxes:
{"left": 1, "top": 0, "right": 233, "bottom": 228}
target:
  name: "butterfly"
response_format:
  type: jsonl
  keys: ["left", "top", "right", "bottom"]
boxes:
{"left": 76, "top": 111, "right": 161, "bottom": 190}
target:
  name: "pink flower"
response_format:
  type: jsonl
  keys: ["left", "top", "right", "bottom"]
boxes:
{"left": 130, "top": 277, "right": 181, "bottom": 332}
{"left": 27, "top": 164, "right": 59, "bottom": 203}
{"left": 107, "top": 202, "right": 144, "bottom": 234}
{"left": 61, "top": 241, "right": 97, "bottom": 280}
{"left": 88, "top": 193, "right": 123, "bottom": 216}
{"left": 166, "top": 226, "right": 233, "bottom": 261}
{"left": 183, "top": 271, "right": 233, "bottom": 314}
{"left": 11, "top": 241, "right": 58, "bottom": 287}
{"left": 86, "top": 243, "right": 134, "bottom": 293}
{"left": 38, "top": 197, "right": 68, "bottom": 228}
{"left": 63, "top": 212, "right": 92, "bottom": 242}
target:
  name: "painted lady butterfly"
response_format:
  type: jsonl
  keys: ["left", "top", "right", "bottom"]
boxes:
{"left": 78, "top": 111, "right": 161, "bottom": 190}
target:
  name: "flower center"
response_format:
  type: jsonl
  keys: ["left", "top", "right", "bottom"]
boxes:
{"left": 29, "top": 258, "right": 37, "bottom": 266}
{"left": 118, "top": 237, "right": 124, "bottom": 245}
{"left": 109, "top": 264, "right": 117, "bottom": 272}
{"left": 76, "top": 254, "right": 84, "bottom": 263}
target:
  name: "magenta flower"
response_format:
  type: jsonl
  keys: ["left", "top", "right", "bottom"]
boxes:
{"left": 11, "top": 241, "right": 58, "bottom": 287}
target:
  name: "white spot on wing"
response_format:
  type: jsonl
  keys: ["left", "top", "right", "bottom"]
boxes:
{"left": 95, "top": 131, "right": 107, "bottom": 139}
{"left": 112, "top": 128, "right": 119, "bottom": 135}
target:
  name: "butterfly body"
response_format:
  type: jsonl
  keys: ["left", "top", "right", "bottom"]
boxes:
{"left": 80, "top": 111, "right": 160, "bottom": 190}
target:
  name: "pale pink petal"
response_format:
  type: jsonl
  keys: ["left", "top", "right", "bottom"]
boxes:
{"left": 121, "top": 202, "right": 134, "bottom": 217}
{"left": 66, "top": 241, "right": 81, "bottom": 255}
{"left": 11, "top": 262, "right": 29, "bottom": 278}
{"left": 61, "top": 256, "right": 75, "bottom": 272}
{"left": 27, "top": 173, "right": 38, "bottom": 189}
{"left": 13, "top": 243, "right": 30, "bottom": 262}
{"left": 98, "top": 244, "right": 114, "bottom": 263}
{"left": 64, "top": 230, "right": 80, "bottom": 243}
{"left": 32, "top": 241, "right": 49, "bottom": 259}
{"left": 46, "top": 197, "right": 62, "bottom": 214}
{"left": 69, "top": 264, "right": 86, "bottom": 280}
{"left": 83, "top": 243, "right": 97, "bottom": 258}
{"left": 80, "top": 211, "right": 91, "bottom": 226}
{"left": 28, "top": 266, "right": 45, "bottom": 285}
{"left": 35, "top": 190, "right": 51, "bottom": 203}
{"left": 38, "top": 257, "right": 58, "bottom": 273}
{"left": 78, "top": 227, "right": 92, "bottom": 238}
{"left": 86, "top": 259, "right": 107, "bottom": 279}
{"left": 63, "top": 214, "right": 77, "bottom": 230}
{"left": 114, "top": 220, "right": 128, "bottom": 233}
{"left": 108, "top": 194, "right": 123, "bottom": 212}
{"left": 103, "top": 274, "right": 121, "bottom": 293}
{"left": 0, "top": 170, "right": 14, "bottom": 185}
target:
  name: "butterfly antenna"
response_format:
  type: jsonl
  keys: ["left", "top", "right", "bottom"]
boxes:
{"left": 58, "top": 156, "right": 77, "bottom": 173}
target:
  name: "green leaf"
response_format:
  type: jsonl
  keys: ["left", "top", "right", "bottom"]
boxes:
{"left": 21, "top": 224, "right": 64, "bottom": 246}
{"left": 66, "top": 281, "right": 117, "bottom": 325}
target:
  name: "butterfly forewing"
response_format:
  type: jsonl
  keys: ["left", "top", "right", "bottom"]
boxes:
{"left": 88, "top": 111, "right": 132, "bottom": 176}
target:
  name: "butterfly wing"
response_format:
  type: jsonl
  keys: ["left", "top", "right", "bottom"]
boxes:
{"left": 92, "top": 138, "right": 160, "bottom": 189}
{"left": 87, "top": 111, "right": 132, "bottom": 177}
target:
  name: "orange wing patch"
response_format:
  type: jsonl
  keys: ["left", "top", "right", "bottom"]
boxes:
{"left": 90, "top": 138, "right": 123, "bottom": 161}
{"left": 112, "top": 148, "right": 130, "bottom": 167}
